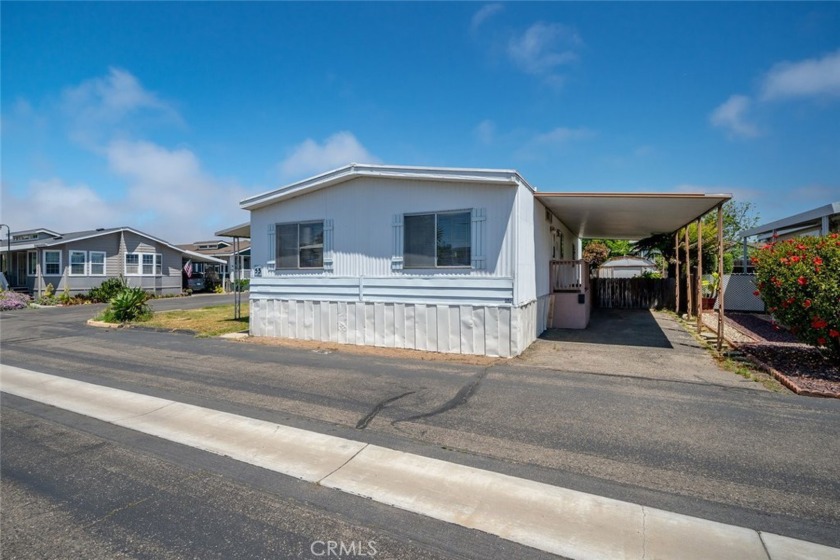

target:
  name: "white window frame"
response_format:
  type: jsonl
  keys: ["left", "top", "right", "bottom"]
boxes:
{"left": 27, "top": 251, "right": 37, "bottom": 276}
{"left": 142, "top": 253, "right": 155, "bottom": 275}
{"left": 89, "top": 251, "right": 106, "bottom": 276}
{"left": 69, "top": 250, "right": 87, "bottom": 276}
{"left": 43, "top": 250, "right": 62, "bottom": 276}
{"left": 125, "top": 253, "right": 140, "bottom": 275}
{"left": 126, "top": 252, "right": 163, "bottom": 277}
{"left": 404, "top": 210, "right": 472, "bottom": 269}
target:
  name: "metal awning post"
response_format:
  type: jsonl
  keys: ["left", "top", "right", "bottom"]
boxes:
{"left": 696, "top": 217, "right": 703, "bottom": 334}
{"left": 233, "top": 236, "right": 241, "bottom": 320}
{"left": 685, "top": 226, "right": 693, "bottom": 320}
{"left": 674, "top": 231, "right": 680, "bottom": 315}
{"left": 717, "top": 204, "right": 725, "bottom": 351}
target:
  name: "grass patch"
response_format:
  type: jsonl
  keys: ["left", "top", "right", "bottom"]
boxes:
{"left": 670, "top": 312, "right": 787, "bottom": 392}
{"left": 138, "top": 304, "right": 249, "bottom": 337}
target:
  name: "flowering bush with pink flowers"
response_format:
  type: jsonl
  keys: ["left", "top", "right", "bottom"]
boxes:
{"left": 753, "top": 233, "right": 840, "bottom": 364}
{"left": 0, "top": 290, "right": 31, "bottom": 311}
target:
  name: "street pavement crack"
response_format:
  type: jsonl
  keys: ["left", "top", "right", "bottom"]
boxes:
{"left": 317, "top": 443, "right": 370, "bottom": 485}
{"left": 355, "top": 391, "right": 416, "bottom": 430}
{"left": 394, "top": 366, "right": 491, "bottom": 424}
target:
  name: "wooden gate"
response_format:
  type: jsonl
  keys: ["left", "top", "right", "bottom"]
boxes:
{"left": 593, "top": 278, "right": 675, "bottom": 310}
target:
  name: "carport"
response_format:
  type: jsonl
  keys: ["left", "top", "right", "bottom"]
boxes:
{"left": 536, "top": 192, "right": 731, "bottom": 350}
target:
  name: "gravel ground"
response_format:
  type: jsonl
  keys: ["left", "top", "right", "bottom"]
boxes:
{"left": 703, "top": 312, "right": 840, "bottom": 396}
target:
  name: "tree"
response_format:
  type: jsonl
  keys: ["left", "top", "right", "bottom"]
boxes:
{"left": 633, "top": 200, "right": 760, "bottom": 273}
{"left": 584, "top": 239, "right": 633, "bottom": 257}
{"left": 583, "top": 241, "right": 609, "bottom": 269}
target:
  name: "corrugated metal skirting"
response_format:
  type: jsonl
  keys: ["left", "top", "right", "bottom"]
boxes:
{"left": 250, "top": 299, "right": 542, "bottom": 358}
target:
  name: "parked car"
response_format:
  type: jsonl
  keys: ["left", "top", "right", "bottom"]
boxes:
{"left": 187, "top": 272, "right": 206, "bottom": 292}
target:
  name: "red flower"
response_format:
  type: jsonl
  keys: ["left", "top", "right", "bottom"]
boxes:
{"left": 790, "top": 256, "right": 800, "bottom": 263}
{"left": 753, "top": 290, "right": 760, "bottom": 296}
{"left": 830, "top": 329, "right": 840, "bottom": 338}
{"left": 817, "top": 337, "right": 827, "bottom": 345}
{"left": 803, "top": 299, "right": 812, "bottom": 308}
{"left": 830, "top": 233, "right": 838, "bottom": 239}
{"left": 780, "top": 257, "right": 789, "bottom": 265}
{"left": 796, "top": 244, "right": 807, "bottom": 250}
{"left": 797, "top": 276, "right": 807, "bottom": 286}
{"left": 813, "top": 257, "right": 823, "bottom": 266}
{"left": 811, "top": 317, "right": 828, "bottom": 329}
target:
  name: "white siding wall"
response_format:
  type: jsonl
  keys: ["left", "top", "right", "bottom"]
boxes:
{"left": 250, "top": 177, "right": 518, "bottom": 279}
{"left": 250, "top": 299, "right": 540, "bottom": 358}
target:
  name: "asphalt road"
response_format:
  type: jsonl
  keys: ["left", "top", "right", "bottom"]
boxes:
{"left": 2, "top": 298, "right": 839, "bottom": 555}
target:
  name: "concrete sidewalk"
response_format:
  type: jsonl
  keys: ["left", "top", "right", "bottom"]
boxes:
{"left": 2, "top": 364, "right": 837, "bottom": 560}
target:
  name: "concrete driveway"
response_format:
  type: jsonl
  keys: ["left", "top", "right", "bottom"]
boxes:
{"left": 517, "top": 308, "right": 760, "bottom": 389}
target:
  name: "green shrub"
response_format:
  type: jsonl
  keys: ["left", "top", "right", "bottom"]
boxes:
{"left": 233, "top": 279, "right": 250, "bottom": 292}
{"left": 88, "top": 276, "right": 129, "bottom": 303}
{"left": 101, "top": 287, "right": 151, "bottom": 323}
{"left": 753, "top": 233, "right": 840, "bottom": 364}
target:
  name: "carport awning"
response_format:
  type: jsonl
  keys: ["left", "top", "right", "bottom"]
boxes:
{"left": 535, "top": 193, "right": 731, "bottom": 240}
{"left": 215, "top": 222, "right": 250, "bottom": 238}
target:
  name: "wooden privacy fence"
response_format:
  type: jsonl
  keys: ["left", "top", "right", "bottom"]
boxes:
{"left": 593, "top": 278, "right": 675, "bottom": 310}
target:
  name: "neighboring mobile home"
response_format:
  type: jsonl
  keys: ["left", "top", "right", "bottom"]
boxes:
{"left": 229, "top": 164, "right": 728, "bottom": 357}
{"left": 2, "top": 227, "right": 225, "bottom": 296}
{"left": 597, "top": 256, "right": 658, "bottom": 279}
{"left": 177, "top": 239, "right": 252, "bottom": 284}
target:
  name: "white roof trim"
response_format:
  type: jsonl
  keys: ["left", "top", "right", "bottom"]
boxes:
{"left": 181, "top": 250, "right": 226, "bottom": 265}
{"left": 240, "top": 163, "right": 532, "bottom": 211}
{"left": 738, "top": 201, "right": 840, "bottom": 239}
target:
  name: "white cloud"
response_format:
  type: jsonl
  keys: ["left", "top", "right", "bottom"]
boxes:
{"left": 531, "top": 126, "right": 595, "bottom": 145}
{"left": 507, "top": 22, "right": 581, "bottom": 86}
{"left": 516, "top": 126, "right": 594, "bottom": 159}
{"left": 279, "top": 131, "right": 379, "bottom": 179}
{"left": 709, "top": 95, "right": 760, "bottom": 138}
{"left": 1, "top": 141, "right": 254, "bottom": 243}
{"left": 760, "top": 49, "right": 840, "bottom": 101}
{"left": 0, "top": 178, "right": 118, "bottom": 233}
{"left": 711, "top": 50, "right": 840, "bottom": 139}
{"left": 471, "top": 3, "right": 504, "bottom": 34}
{"left": 106, "top": 139, "right": 252, "bottom": 241}
{"left": 474, "top": 119, "right": 496, "bottom": 144}
{"left": 61, "top": 67, "right": 180, "bottom": 145}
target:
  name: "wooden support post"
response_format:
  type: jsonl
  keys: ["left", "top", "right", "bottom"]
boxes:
{"left": 696, "top": 218, "right": 703, "bottom": 333}
{"left": 685, "top": 226, "right": 693, "bottom": 320}
{"left": 717, "top": 205, "right": 725, "bottom": 351}
{"left": 674, "top": 231, "right": 680, "bottom": 315}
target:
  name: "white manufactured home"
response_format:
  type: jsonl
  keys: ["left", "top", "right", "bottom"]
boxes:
{"left": 227, "top": 164, "right": 728, "bottom": 357}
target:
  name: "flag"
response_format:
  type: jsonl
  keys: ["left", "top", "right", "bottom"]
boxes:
{"left": 184, "top": 259, "right": 193, "bottom": 278}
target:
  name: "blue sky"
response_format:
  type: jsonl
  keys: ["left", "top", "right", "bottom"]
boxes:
{"left": 2, "top": 2, "right": 839, "bottom": 242}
